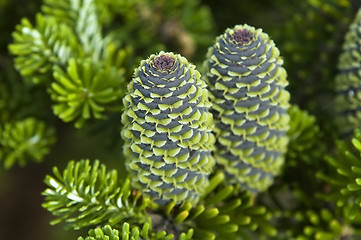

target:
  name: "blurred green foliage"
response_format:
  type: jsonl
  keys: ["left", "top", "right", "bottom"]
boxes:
{"left": 1, "top": 0, "right": 361, "bottom": 239}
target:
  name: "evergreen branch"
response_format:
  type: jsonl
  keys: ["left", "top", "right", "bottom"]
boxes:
{"left": 78, "top": 225, "right": 120, "bottom": 240}
{"left": 10, "top": 0, "right": 127, "bottom": 128}
{"left": 283, "top": 209, "right": 357, "bottom": 240}
{"left": 0, "top": 117, "right": 55, "bottom": 169}
{"left": 42, "top": 0, "right": 103, "bottom": 61}
{"left": 101, "top": 37, "right": 132, "bottom": 73}
{"left": 42, "top": 159, "right": 150, "bottom": 230}
{"left": 317, "top": 129, "right": 361, "bottom": 221}
{"left": 9, "top": 14, "right": 81, "bottom": 84}
{"left": 0, "top": 62, "right": 51, "bottom": 122}
{"left": 9, "top": 0, "right": 109, "bottom": 87}
{"left": 49, "top": 58, "right": 124, "bottom": 128}
{"left": 287, "top": 105, "right": 323, "bottom": 164}
{"left": 0, "top": 69, "right": 22, "bottom": 122}
{"left": 93, "top": 0, "right": 215, "bottom": 61}
{"left": 277, "top": 105, "right": 326, "bottom": 203}
{"left": 276, "top": 0, "right": 353, "bottom": 115}
{"left": 161, "top": 172, "right": 277, "bottom": 240}
{"left": 77, "top": 223, "right": 193, "bottom": 240}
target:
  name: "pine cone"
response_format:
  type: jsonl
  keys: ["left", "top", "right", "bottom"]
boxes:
{"left": 121, "top": 52, "right": 215, "bottom": 205}
{"left": 335, "top": 9, "right": 361, "bottom": 137}
{"left": 204, "top": 24, "right": 290, "bottom": 192}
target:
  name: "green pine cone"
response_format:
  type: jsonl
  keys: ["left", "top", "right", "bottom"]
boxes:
{"left": 204, "top": 24, "right": 290, "bottom": 192}
{"left": 121, "top": 52, "right": 215, "bottom": 205}
{"left": 335, "top": 9, "right": 361, "bottom": 137}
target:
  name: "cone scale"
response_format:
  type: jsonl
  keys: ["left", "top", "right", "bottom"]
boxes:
{"left": 122, "top": 52, "right": 215, "bottom": 205}
{"left": 204, "top": 24, "right": 290, "bottom": 192}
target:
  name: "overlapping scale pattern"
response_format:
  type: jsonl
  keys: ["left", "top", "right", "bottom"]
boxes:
{"left": 204, "top": 24, "right": 290, "bottom": 192}
{"left": 335, "top": 9, "right": 361, "bottom": 137}
{"left": 121, "top": 52, "right": 215, "bottom": 205}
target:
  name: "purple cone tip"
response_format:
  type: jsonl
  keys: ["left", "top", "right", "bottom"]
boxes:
{"left": 232, "top": 29, "right": 253, "bottom": 45}
{"left": 153, "top": 54, "right": 175, "bottom": 71}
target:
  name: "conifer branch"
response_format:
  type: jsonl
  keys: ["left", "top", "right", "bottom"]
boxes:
{"left": 77, "top": 223, "right": 192, "bottom": 240}
{"left": 162, "top": 172, "right": 277, "bottom": 240}
{"left": 269, "top": 105, "right": 326, "bottom": 207}
{"left": 287, "top": 105, "right": 324, "bottom": 164}
{"left": 42, "top": 0, "right": 103, "bottom": 61}
{"left": 278, "top": 208, "right": 361, "bottom": 239}
{"left": 317, "top": 129, "right": 361, "bottom": 221}
{"left": 0, "top": 117, "right": 55, "bottom": 169}
{"left": 277, "top": 0, "right": 353, "bottom": 113}
{"left": 6, "top": 1, "right": 361, "bottom": 239}
{"left": 42, "top": 159, "right": 150, "bottom": 230}
{"left": 9, "top": 0, "right": 127, "bottom": 128}
{"left": 50, "top": 58, "right": 123, "bottom": 128}
{"left": 9, "top": 14, "right": 80, "bottom": 84}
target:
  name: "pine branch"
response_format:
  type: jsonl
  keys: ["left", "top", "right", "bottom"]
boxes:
{"left": 42, "top": 0, "right": 103, "bottom": 61}
{"left": 298, "top": 209, "right": 343, "bottom": 240}
{"left": 278, "top": 105, "right": 326, "bottom": 200}
{"left": 9, "top": 13, "right": 81, "bottom": 84}
{"left": 0, "top": 62, "right": 51, "bottom": 122}
{"left": 78, "top": 225, "right": 120, "bottom": 240}
{"left": 9, "top": 0, "right": 127, "bottom": 128}
{"left": 287, "top": 105, "right": 323, "bottom": 163}
{"left": 93, "top": 0, "right": 215, "bottom": 61}
{"left": 7, "top": 1, "right": 361, "bottom": 239}
{"left": 0, "top": 117, "right": 55, "bottom": 169}
{"left": 317, "top": 129, "right": 361, "bottom": 221}
{"left": 274, "top": 0, "right": 353, "bottom": 115}
{"left": 49, "top": 58, "right": 123, "bottom": 128}
{"left": 77, "top": 223, "right": 192, "bottom": 240}
{"left": 42, "top": 159, "right": 150, "bottom": 230}
{"left": 161, "top": 172, "right": 277, "bottom": 240}
{"left": 258, "top": 105, "right": 327, "bottom": 218}
{"left": 279, "top": 208, "right": 360, "bottom": 240}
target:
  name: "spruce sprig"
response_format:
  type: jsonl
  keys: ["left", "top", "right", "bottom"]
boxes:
{"left": 50, "top": 58, "right": 123, "bottom": 128}
{"left": 0, "top": 117, "right": 55, "bottom": 169}
{"left": 42, "top": 159, "right": 150, "bottom": 230}
{"left": 78, "top": 222, "right": 187, "bottom": 240}
{"left": 275, "top": 0, "right": 353, "bottom": 116}
{"left": 78, "top": 225, "right": 121, "bottom": 240}
{"left": 9, "top": 0, "right": 127, "bottom": 128}
{"left": 287, "top": 105, "right": 323, "bottom": 164}
{"left": 270, "top": 105, "right": 326, "bottom": 207}
{"left": 297, "top": 209, "right": 346, "bottom": 240}
{"left": 317, "top": 129, "right": 361, "bottom": 221}
{"left": 9, "top": 14, "right": 80, "bottom": 84}
{"left": 277, "top": 208, "right": 356, "bottom": 240}
{"left": 42, "top": 0, "right": 103, "bottom": 60}
{"left": 77, "top": 223, "right": 193, "bottom": 240}
{"left": 163, "top": 172, "right": 277, "bottom": 240}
